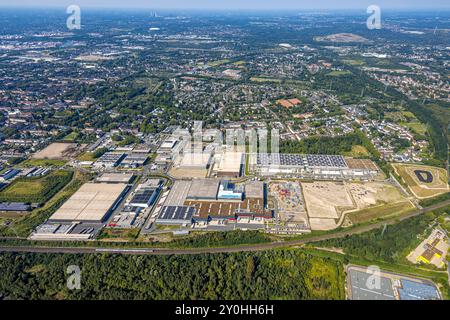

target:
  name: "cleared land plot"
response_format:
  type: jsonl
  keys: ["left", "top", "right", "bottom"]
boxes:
{"left": 345, "top": 181, "right": 413, "bottom": 224}
{"left": 392, "top": 163, "right": 449, "bottom": 199}
{"left": 269, "top": 181, "right": 308, "bottom": 223}
{"left": 309, "top": 218, "right": 338, "bottom": 231}
{"left": 346, "top": 182, "right": 405, "bottom": 208}
{"left": 303, "top": 182, "right": 354, "bottom": 219}
{"left": 302, "top": 181, "right": 354, "bottom": 231}
{"left": 32, "top": 142, "right": 79, "bottom": 160}
{"left": 0, "top": 170, "right": 73, "bottom": 204}
{"left": 169, "top": 168, "right": 208, "bottom": 179}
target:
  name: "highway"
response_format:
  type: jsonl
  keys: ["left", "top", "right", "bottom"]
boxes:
{"left": 0, "top": 199, "right": 449, "bottom": 256}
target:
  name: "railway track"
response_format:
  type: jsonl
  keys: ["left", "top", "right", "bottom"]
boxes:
{"left": 0, "top": 199, "right": 449, "bottom": 256}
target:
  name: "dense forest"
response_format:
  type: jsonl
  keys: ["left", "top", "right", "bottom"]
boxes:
{"left": 280, "top": 133, "right": 362, "bottom": 155}
{"left": 0, "top": 250, "right": 344, "bottom": 300}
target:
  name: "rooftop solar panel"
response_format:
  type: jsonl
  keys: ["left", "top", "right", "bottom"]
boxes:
{"left": 257, "top": 153, "right": 347, "bottom": 168}
{"left": 158, "top": 206, "right": 195, "bottom": 221}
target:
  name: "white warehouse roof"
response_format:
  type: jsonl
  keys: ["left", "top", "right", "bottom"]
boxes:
{"left": 49, "top": 183, "right": 128, "bottom": 222}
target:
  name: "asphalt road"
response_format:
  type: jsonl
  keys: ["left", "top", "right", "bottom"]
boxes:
{"left": 0, "top": 199, "right": 449, "bottom": 256}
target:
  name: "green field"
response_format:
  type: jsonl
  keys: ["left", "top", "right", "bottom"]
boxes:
{"left": 250, "top": 77, "right": 282, "bottom": 83}
{"left": 207, "top": 59, "right": 230, "bottom": 67}
{"left": 347, "top": 201, "right": 416, "bottom": 224}
{"left": 19, "top": 159, "right": 67, "bottom": 168}
{"left": 326, "top": 70, "right": 352, "bottom": 77}
{"left": 342, "top": 59, "right": 365, "bottom": 66}
{"left": 343, "top": 145, "right": 370, "bottom": 157}
{"left": 401, "top": 121, "right": 427, "bottom": 135}
{"left": 76, "top": 152, "right": 97, "bottom": 162}
{"left": 62, "top": 132, "right": 79, "bottom": 142}
{"left": 0, "top": 170, "right": 73, "bottom": 204}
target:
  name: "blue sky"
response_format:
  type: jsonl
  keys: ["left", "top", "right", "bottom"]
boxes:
{"left": 0, "top": 0, "right": 449, "bottom": 10}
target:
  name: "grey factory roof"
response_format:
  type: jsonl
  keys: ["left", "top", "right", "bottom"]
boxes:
{"left": 187, "top": 179, "right": 220, "bottom": 200}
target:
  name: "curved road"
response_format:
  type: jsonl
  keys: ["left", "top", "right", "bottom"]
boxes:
{"left": 0, "top": 199, "right": 449, "bottom": 256}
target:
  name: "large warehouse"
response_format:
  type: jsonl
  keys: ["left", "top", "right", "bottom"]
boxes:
{"left": 214, "top": 151, "right": 244, "bottom": 178}
{"left": 158, "top": 179, "right": 272, "bottom": 224}
{"left": 249, "top": 153, "right": 379, "bottom": 180}
{"left": 49, "top": 182, "right": 129, "bottom": 223}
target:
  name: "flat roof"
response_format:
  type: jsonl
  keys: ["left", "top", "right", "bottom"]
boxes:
{"left": 217, "top": 152, "right": 243, "bottom": 173}
{"left": 130, "top": 189, "right": 157, "bottom": 205}
{"left": 179, "top": 152, "right": 212, "bottom": 168}
{"left": 245, "top": 181, "right": 264, "bottom": 199}
{"left": 348, "top": 269, "right": 395, "bottom": 300}
{"left": 158, "top": 206, "right": 195, "bottom": 221}
{"left": 96, "top": 173, "right": 134, "bottom": 184}
{"left": 160, "top": 140, "right": 178, "bottom": 149}
{"left": 185, "top": 197, "right": 270, "bottom": 219}
{"left": 164, "top": 180, "right": 192, "bottom": 206}
{"left": 187, "top": 179, "right": 220, "bottom": 200}
{"left": 256, "top": 153, "right": 347, "bottom": 168}
{"left": 49, "top": 183, "right": 128, "bottom": 222}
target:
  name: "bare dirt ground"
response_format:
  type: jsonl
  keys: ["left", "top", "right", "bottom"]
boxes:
{"left": 169, "top": 168, "right": 208, "bottom": 179}
{"left": 343, "top": 181, "right": 413, "bottom": 225}
{"left": 269, "top": 181, "right": 308, "bottom": 223}
{"left": 302, "top": 181, "right": 355, "bottom": 231}
{"left": 32, "top": 142, "right": 79, "bottom": 160}
{"left": 302, "top": 181, "right": 354, "bottom": 219}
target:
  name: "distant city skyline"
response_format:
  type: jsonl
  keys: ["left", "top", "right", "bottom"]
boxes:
{"left": 0, "top": 0, "right": 449, "bottom": 10}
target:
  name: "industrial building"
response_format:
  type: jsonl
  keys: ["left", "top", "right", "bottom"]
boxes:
{"left": 96, "top": 173, "right": 134, "bottom": 184}
{"left": 49, "top": 182, "right": 129, "bottom": 223}
{"left": 0, "top": 168, "right": 21, "bottom": 182}
{"left": 129, "top": 179, "right": 162, "bottom": 208}
{"left": 156, "top": 206, "right": 195, "bottom": 225}
{"left": 178, "top": 152, "right": 213, "bottom": 170}
{"left": 157, "top": 178, "right": 272, "bottom": 225}
{"left": 120, "top": 153, "right": 149, "bottom": 168}
{"left": 186, "top": 179, "right": 220, "bottom": 201}
{"left": 214, "top": 151, "right": 244, "bottom": 178}
{"left": 407, "top": 228, "right": 449, "bottom": 268}
{"left": 29, "top": 221, "right": 103, "bottom": 241}
{"left": 108, "top": 205, "right": 142, "bottom": 228}
{"left": 249, "top": 153, "right": 379, "bottom": 180}
{"left": 94, "top": 152, "right": 126, "bottom": 168}
{"left": 155, "top": 138, "right": 187, "bottom": 166}
{"left": 217, "top": 181, "right": 243, "bottom": 200}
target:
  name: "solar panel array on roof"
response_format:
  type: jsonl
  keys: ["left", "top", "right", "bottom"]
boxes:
{"left": 257, "top": 153, "right": 347, "bottom": 168}
{"left": 131, "top": 189, "right": 156, "bottom": 205}
{"left": 158, "top": 206, "right": 195, "bottom": 221}
{"left": 306, "top": 155, "right": 347, "bottom": 168}
{"left": 279, "top": 154, "right": 307, "bottom": 166}
{"left": 256, "top": 153, "right": 280, "bottom": 166}
{"left": 0, "top": 202, "right": 31, "bottom": 212}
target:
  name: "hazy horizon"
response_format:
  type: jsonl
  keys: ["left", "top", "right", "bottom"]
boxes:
{"left": 0, "top": 0, "right": 449, "bottom": 11}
